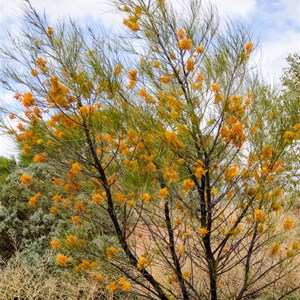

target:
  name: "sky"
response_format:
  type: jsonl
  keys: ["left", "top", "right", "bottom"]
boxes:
{"left": 0, "top": 0, "right": 299, "bottom": 158}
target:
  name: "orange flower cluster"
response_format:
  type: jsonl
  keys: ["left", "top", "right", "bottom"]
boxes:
{"left": 177, "top": 28, "right": 185, "bottom": 39}
{"left": 50, "top": 239, "right": 60, "bottom": 250}
{"left": 185, "top": 59, "right": 195, "bottom": 72}
{"left": 22, "top": 92, "right": 35, "bottom": 107}
{"left": 159, "top": 187, "right": 168, "bottom": 198}
{"left": 137, "top": 256, "right": 150, "bottom": 270}
{"left": 141, "top": 193, "right": 151, "bottom": 202}
{"left": 33, "top": 152, "right": 48, "bottom": 164}
{"left": 66, "top": 234, "right": 78, "bottom": 246}
{"left": 36, "top": 57, "right": 47, "bottom": 73}
{"left": 20, "top": 173, "right": 33, "bottom": 185}
{"left": 122, "top": 6, "right": 142, "bottom": 32}
{"left": 224, "top": 164, "right": 239, "bottom": 182}
{"left": 220, "top": 122, "right": 247, "bottom": 149}
{"left": 164, "top": 131, "right": 183, "bottom": 149}
{"left": 183, "top": 179, "right": 195, "bottom": 190}
{"left": 49, "top": 76, "right": 69, "bottom": 108}
{"left": 254, "top": 209, "right": 264, "bottom": 223}
{"left": 56, "top": 254, "right": 68, "bottom": 265}
{"left": 68, "top": 162, "right": 82, "bottom": 179}
{"left": 106, "top": 245, "right": 116, "bottom": 259}
{"left": 79, "top": 105, "right": 96, "bottom": 117}
{"left": 28, "top": 192, "right": 41, "bottom": 206}
{"left": 128, "top": 69, "right": 137, "bottom": 89}
{"left": 178, "top": 38, "right": 192, "bottom": 50}
{"left": 160, "top": 76, "right": 171, "bottom": 84}
{"left": 75, "top": 260, "right": 99, "bottom": 272}
{"left": 198, "top": 227, "right": 209, "bottom": 236}
{"left": 196, "top": 45, "right": 205, "bottom": 52}
{"left": 139, "top": 89, "right": 155, "bottom": 104}
{"left": 245, "top": 42, "right": 254, "bottom": 53}
{"left": 92, "top": 193, "right": 103, "bottom": 204}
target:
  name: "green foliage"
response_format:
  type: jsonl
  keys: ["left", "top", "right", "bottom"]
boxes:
{"left": 0, "top": 156, "right": 16, "bottom": 189}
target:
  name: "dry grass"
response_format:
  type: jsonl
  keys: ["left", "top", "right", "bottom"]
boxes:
{"left": 0, "top": 254, "right": 110, "bottom": 300}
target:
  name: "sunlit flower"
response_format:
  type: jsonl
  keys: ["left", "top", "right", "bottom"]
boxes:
{"left": 283, "top": 218, "right": 294, "bottom": 230}
{"left": 22, "top": 92, "right": 35, "bottom": 107}
{"left": 92, "top": 193, "right": 103, "bottom": 204}
{"left": 159, "top": 187, "right": 168, "bottom": 198}
{"left": 270, "top": 244, "right": 281, "bottom": 256}
{"left": 45, "top": 27, "right": 54, "bottom": 36}
{"left": 178, "top": 38, "right": 192, "bottom": 50}
{"left": 74, "top": 201, "right": 85, "bottom": 212}
{"left": 20, "top": 173, "right": 33, "bottom": 185}
{"left": 153, "top": 60, "right": 160, "bottom": 68}
{"left": 196, "top": 45, "right": 205, "bottom": 52}
{"left": 245, "top": 42, "right": 253, "bottom": 53}
{"left": 28, "top": 192, "right": 41, "bottom": 207}
{"left": 160, "top": 76, "right": 171, "bottom": 84}
{"left": 33, "top": 152, "right": 48, "bottom": 164}
{"left": 142, "top": 193, "right": 151, "bottom": 202}
{"left": 50, "top": 239, "right": 60, "bottom": 251}
{"left": 254, "top": 209, "right": 264, "bottom": 223}
{"left": 50, "top": 206, "right": 59, "bottom": 214}
{"left": 56, "top": 253, "right": 68, "bottom": 265}
{"left": 31, "top": 69, "right": 38, "bottom": 77}
{"left": 198, "top": 227, "right": 209, "bottom": 236}
{"left": 118, "top": 277, "right": 131, "bottom": 292}
{"left": 106, "top": 245, "right": 116, "bottom": 259}
{"left": 185, "top": 59, "right": 195, "bottom": 72}
{"left": 137, "top": 256, "right": 150, "bottom": 270}
{"left": 66, "top": 234, "right": 77, "bottom": 246}
{"left": 211, "top": 83, "right": 220, "bottom": 93}
{"left": 71, "top": 215, "right": 81, "bottom": 224}
{"left": 177, "top": 28, "right": 185, "bottom": 39}
{"left": 183, "top": 179, "right": 195, "bottom": 190}
{"left": 108, "top": 281, "right": 118, "bottom": 292}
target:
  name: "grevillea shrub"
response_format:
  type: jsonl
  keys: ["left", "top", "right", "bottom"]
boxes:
{"left": 0, "top": 1, "right": 299, "bottom": 299}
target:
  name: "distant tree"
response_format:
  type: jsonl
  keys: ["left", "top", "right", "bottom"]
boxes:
{"left": 0, "top": 1, "right": 299, "bottom": 299}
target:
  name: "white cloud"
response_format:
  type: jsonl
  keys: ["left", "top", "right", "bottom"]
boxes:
{"left": 0, "top": 132, "right": 19, "bottom": 159}
{"left": 212, "top": 0, "right": 257, "bottom": 20}
{"left": 260, "top": 30, "right": 300, "bottom": 83}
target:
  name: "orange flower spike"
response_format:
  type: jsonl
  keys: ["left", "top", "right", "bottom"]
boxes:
{"left": 118, "top": 277, "right": 131, "bottom": 292}
{"left": 245, "top": 42, "right": 254, "bottom": 53}
{"left": 159, "top": 187, "right": 168, "bottom": 198}
{"left": 211, "top": 83, "right": 220, "bottom": 93}
{"left": 196, "top": 45, "right": 205, "bottom": 52}
{"left": 20, "top": 173, "right": 33, "bottom": 185}
{"left": 92, "top": 193, "right": 103, "bottom": 204}
{"left": 177, "top": 28, "right": 185, "bottom": 39}
{"left": 183, "top": 179, "right": 195, "bottom": 190}
{"left": 137, "top": 256, "right": 150, "bottom": 270}
{"left": 31, "top": 69, "right": 38, "bottom": 77}
{"left": 254, "top": 209, "right": 264, "bottom": 223}
{"left": 28, "top": 192, "right": 41, "bottom": 207}
{"left": 56, "top": 254, "right": 68, "bottom": 265}
{"left": 178, "top": 38, "right": 192, "bottom": 50}
{"left": 33, "top": 153, "right": 48, "bottom": 164}
{"left": 185, "top": 59, "right": 195, "bottom": 72}
{"left": 47, "top": 27, "right": 54, "bottom": 35}
{"left": 198, "top": 227, "right": 209, "bottom": 236}
{"left": 283, "top": 219, "right": 294, "bottom": 230}
{"left": 22, "top": 92, "right": 35, "bottom": 107}
{"left": 106, "top": 245, "right": 116, "bottom": 259}
{"left": 50, "top": 239, "right": 60, "bottom": 251}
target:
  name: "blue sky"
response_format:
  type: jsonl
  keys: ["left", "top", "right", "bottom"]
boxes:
{"left": 0, "top": 0, "right": 299, "bottom": 158}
